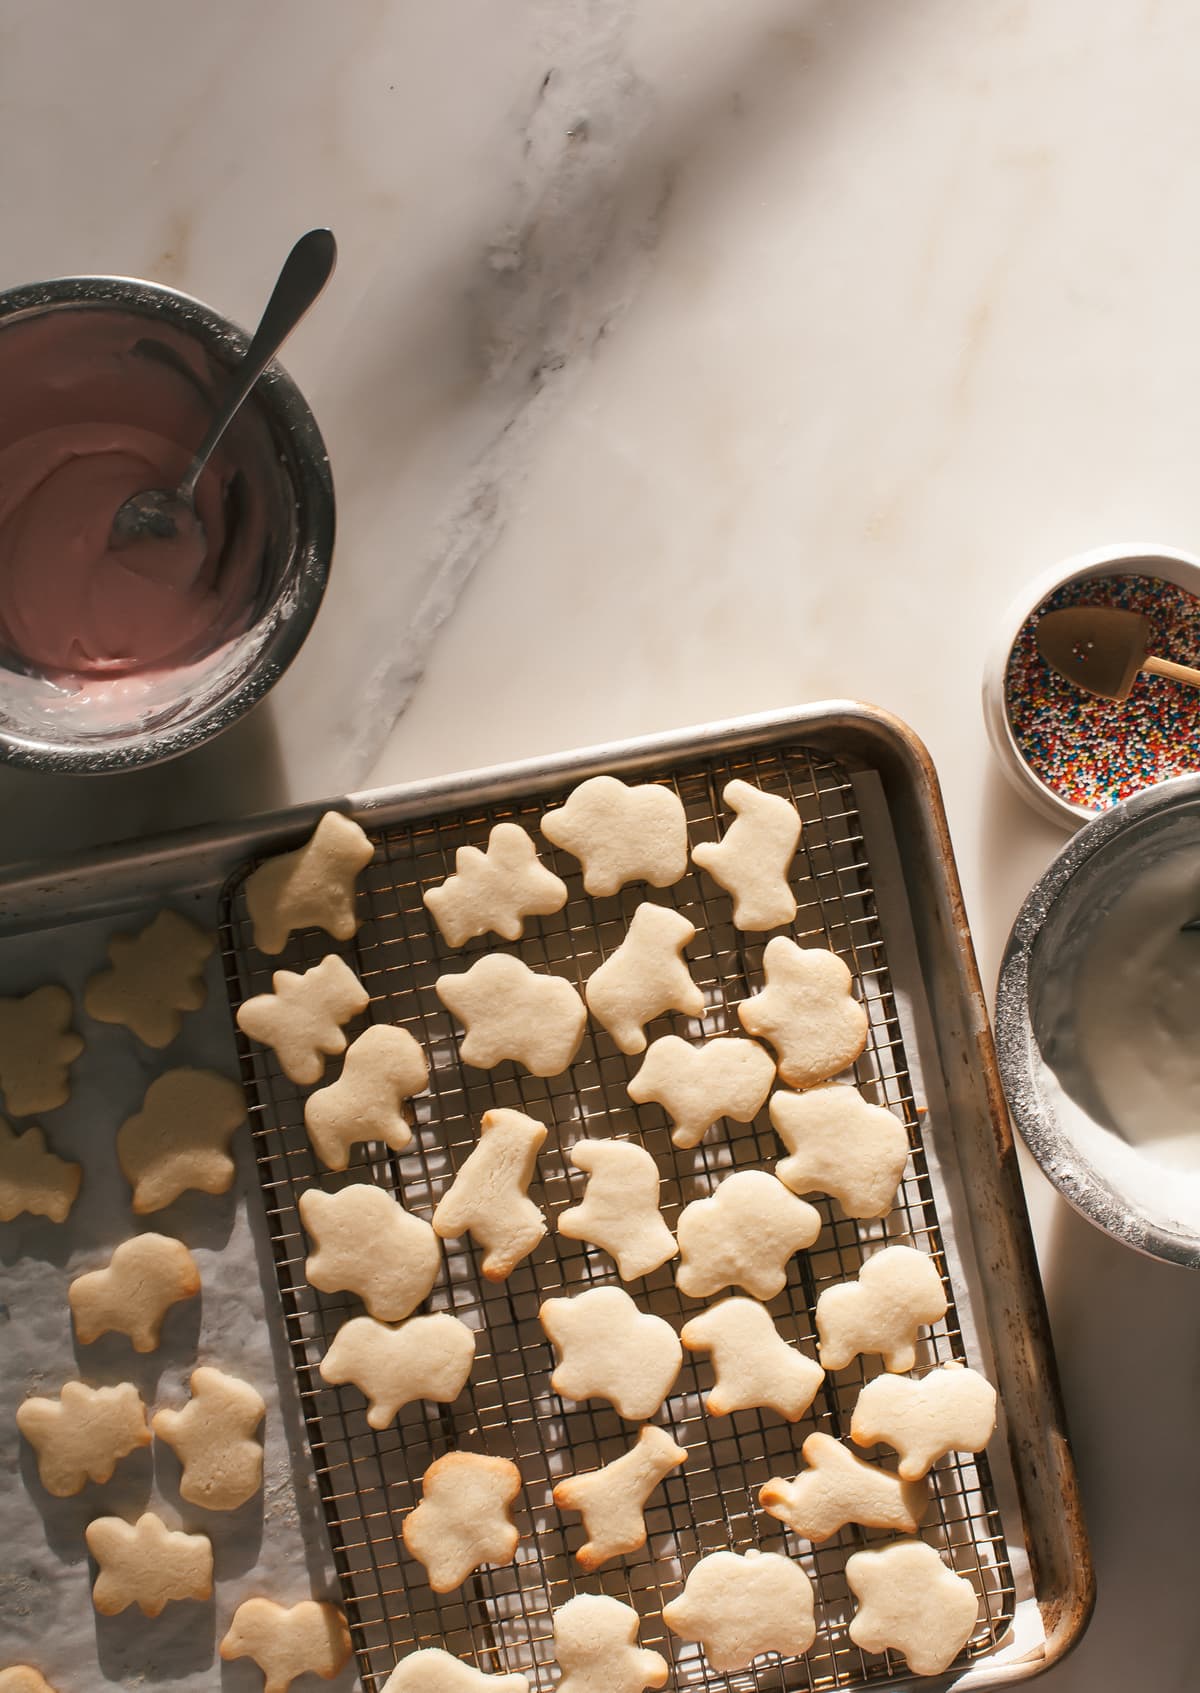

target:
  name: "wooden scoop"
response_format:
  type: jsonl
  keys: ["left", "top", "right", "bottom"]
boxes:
{"left": 1035, "top": 605, "right": 1200, "bottom": 702}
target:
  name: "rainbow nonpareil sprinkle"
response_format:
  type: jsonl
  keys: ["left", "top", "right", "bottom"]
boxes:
{"left": 1005, "top": 573, "right": 1200, "bottom": 812}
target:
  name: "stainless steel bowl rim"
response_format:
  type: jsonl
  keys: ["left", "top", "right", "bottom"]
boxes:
{"left": 0, "top": 273, "right": 334, "bottom": 774}
{"left": 996, "top": 771, "right": 1200, "bottom": 1268}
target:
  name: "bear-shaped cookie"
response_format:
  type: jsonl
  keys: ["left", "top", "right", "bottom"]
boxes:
{"left": 738, "top": 939, "right": 867, "bottom": 1089}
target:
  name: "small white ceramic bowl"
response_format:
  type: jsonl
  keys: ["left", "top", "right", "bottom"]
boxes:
{"left": 982, "top": 543, "right": 1200, "bottom": 827}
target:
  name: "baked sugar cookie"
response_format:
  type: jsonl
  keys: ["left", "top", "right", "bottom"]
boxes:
{"left": 769, "top": 1084, "right": 909, "bottom": 1219}
{"left": 84, "top": 908, "right": 215, "bottom": 1048}
{"left": 815, "top": 1244, "right": 947, "bottom": 1373}
{"left": 585, "top": 903, "right": 703, "bottom": 1055}
{"left": 0, "top": 1670, "right": 57, "bottom": 1693}
{"left": 402, "top": 1452, "right": 522, "bottom": 1591}
{"left": 300, "top": 1183, "right": 440, "bottom": 1320}
{"left": 17, "top": 1381, "right": 151, "bottom": 1497}
{"left": 152, "top": 1366, "right": 266, "bottom": 1511}
{"left": 424, "top": 822, "right": 567, "bottom": 947}
{"left": 432, "top": 1108, "right": 546, "bottom": 1280}
{"left": 69, "top": 1234, "right": 201, "bottom": 1353}
{"left": 553, "top": 1594, "right": 668, "bottom": 1693}
{"left": 435, "top": 954, "right": 585, "bottom": 1076}
{"left": 0, "top": 985, "right": 82, "bottom": 1116}
{"left": 738, "top": 940, "right": 868, "bottom": 1089}
{"left": 541, "top": 776, "right": 687, "bottom": 898}
{"left": 846, "top": 1539, "right": 979, "bottom": 1676}
{"left": 304, "top": 1023, "right": 428, "bottom": 1171}
{"left": 0, "top": 1121, "right": 81, "bottom": 1223}
{"left": 219, "top": 1597, "right": 352, "bottom": 1693}
{"left": 381, "top": 1651, "right": 528, "bottom": 1693}
{"left": 662, "top": 1547, "right": 815, "bottom": 1673}
{"left": 540, "top": 1286, "right": 682, "bottom": 1421}
{"left": 675, "top": 1170, "right": 820, "bottom": 1302}
{"left": 553, "top": 1424, "right": 687, "bottom": 1571}
{"left": 759, "top": 1431, "right": 929, "bottom": 1541}
{"left": 245, "top": 811, "right": 375, "bottom": 955}
{"left": 627, "top": 1033, "right": 775, "bottom": 1149}
{"left": 320, "top": 1313, "right": 475, "bottom": 1429}
{"left": 85, "top": 1511, "right": 213, "bottom": 1616}
{"left": 237, "top": 955, "right": 369, "bottom": 1086}
{"left": 557, "top": 1139, "right": 677, "bottom": 1281}
{"left": 680, "top": 1297, "right": 824, "bottom": 1420}
{"left": 116, "top": 1068, "right": 246, "bottom": 1214}
{"left": 851, "top": 1361, "right": 998, "bottom": 1479}
{"left": 691, "top": 780, "right": 802, "bottom": 931}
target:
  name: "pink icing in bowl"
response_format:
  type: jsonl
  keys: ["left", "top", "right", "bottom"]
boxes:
{"left": 0, "top": 275, "right": 333, "bottom": 772}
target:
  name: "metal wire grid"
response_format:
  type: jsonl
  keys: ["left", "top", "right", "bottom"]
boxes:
{"left": 220, "top": 741, "right": 1016, "bottom": 1692}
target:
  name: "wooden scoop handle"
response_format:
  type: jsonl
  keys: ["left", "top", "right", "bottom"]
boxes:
{"left": 1142, "top": 655, "right": 1200, "bottom": 690}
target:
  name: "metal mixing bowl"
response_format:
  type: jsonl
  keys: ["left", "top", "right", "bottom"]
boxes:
{"left": 996, "top": 773, "right": 1200, "bottom": 1268}
{"left": 0, "top": 275, "right": 334, "bottom": 773}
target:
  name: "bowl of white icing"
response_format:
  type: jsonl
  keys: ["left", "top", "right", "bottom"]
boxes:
{"left": 996, "top": 774, "right": 1200, "bottom": 1267}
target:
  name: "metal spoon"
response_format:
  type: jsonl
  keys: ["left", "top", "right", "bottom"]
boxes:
{"left": 111, "top": 227, "right": 337, "bottom": 549}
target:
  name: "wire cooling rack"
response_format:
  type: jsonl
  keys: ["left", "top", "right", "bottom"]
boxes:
{"left": 220, "top": 741, "right": 1017, "bottom": 1692}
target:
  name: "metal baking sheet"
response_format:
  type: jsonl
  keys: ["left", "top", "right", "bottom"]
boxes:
{"left": 216, "top": 710, "right": 1087, "bottom": 1691}
{"left": 0, "top": 705, "right": 1091, "bottom": 1692}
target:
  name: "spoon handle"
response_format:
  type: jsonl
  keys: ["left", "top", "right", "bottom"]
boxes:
{"left": 178, "top": 228, "right": 337, "bottom": 501}
{"left": 1142, "top": 654, "right": 1200, "bottom": 690}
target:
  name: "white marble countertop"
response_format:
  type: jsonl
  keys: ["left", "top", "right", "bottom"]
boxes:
{"left": 2, "top": 1, "right": 1199, "bottom": 1687}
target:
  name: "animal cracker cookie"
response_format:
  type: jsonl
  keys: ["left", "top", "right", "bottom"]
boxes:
{"left": 305, "top": 1024, "right": 428, "bottom": 1171}
{"left": 433, "top": 1108, "right": 547, "bottom": 1279}
{"left": 220, "top": 1597, "right": 352, "bottom": 1693}
{"left": 244, "top": 810, "right": 375, "bottom": 955}
{"left": 680, "top": 1297, "right": 824, "bottom": 1420}
{"left": 320, "top": 1313, "right": 475, "bottom": 1428}
{"left": 17, "top": 1381, "right": 151, "bottom": 1497}
{"left": 424, "top": 821, "right": 568, "bottom": 947}
{"left": 585, "top": 903, "right": 703, "bottom": 1054}
{"left": 846, "top": 1539, "right": 979, "bottom": 1676}
{"left": 769, "top": 1084, "right": 909, "bottom": 1219}
{"left": 738, "top": 939, "right": 868, "bottom": 1089}
{"left": 691, "top": 780, "right": 802, "bottom": 931}
{"left": 301, "top": 1183, "right": 441, "bottom": 1320}
{"left": 815, "top": 1244, "right": 947, "bottom": 1373}
{"left": 84, "top": 908, "right": 215, "bottom": 1048}
{"left": 402, "top": 1452, "right": 522, "bottom": 1591}
{"left": 627, "top": 1033, "right": 775, "bottom": 1149}
{"left": 116, "top": 1068, "right": 246, "bottom": 1213}
{"left": 152, "top": 1366, "right": 266, "bottom": 1511}
{"left": 553, "top": 1593, "right": 668, "bottom": 1693}
{"left": 557, "top": 1139, "right": 677, "bottom": 1280}
{"left": 237, "top": 954, "right": 369, "bottom": 1086}
{"left": 85, "top": 1511, "right": 213, "bottom": 1616}
{"left": 436, "top": 954, "right": 585, "bottom": 1076}
{"left": 0, "top": 985, "right": 83, "bottom": 1116}
{"left": 0, "top": 1671, "right": 57, "bottom": 1693}
{"left": 552, "top": 1424, "right": 687, "bottom": 1571}
{"left": 540, "top": 775, "right": 688, "bottom": 898}
{"left": 759, "top": 1431, "right": 929, "bottom": 1541}
{"left": 540, "top": 1286, "right": 682, "bottom": 1420}
{"left": 851, "top": 1361, "right": 998, "bottom": 1479}
{"left": 675, "top": 1170, "right": 820, "bottom": 1301}
{"left": 662, "top": 1547, "right": 816, "bottom": 1673}
{"left": 380, "top": 1651, "right": 528, "bottom": 1693}
{"left": 0, "top": 1120, "right": 81, "bottom": 1222}
{"left": 69, "top": 1234, "right": 201, "bottom": 1353}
